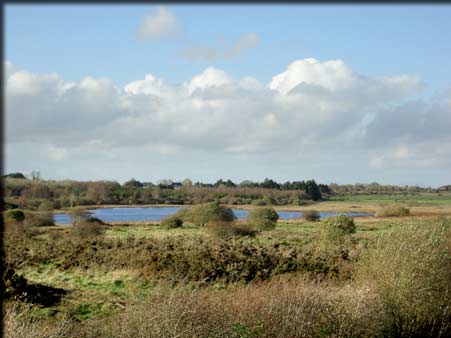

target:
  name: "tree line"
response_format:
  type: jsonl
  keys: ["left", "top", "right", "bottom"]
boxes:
{"left": 3, "top": 175, "right": 326, "bottom": 210}
{"left": 3, "top": 172, "right": 449, "bottom": 211}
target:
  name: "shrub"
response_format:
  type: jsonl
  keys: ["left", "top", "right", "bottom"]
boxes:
{"left": 376, "top": 204, "right": 410, "bottom": 217}
{"left": 23, "top": 211, "right": 55, "bottom": 227}
{"left": 247, "top": 207, "right": 279, "bottom": 231}
{"left": 71, "top": 208, "right": 105, "bottom": 237}
{"left": 356, "top": 218, "right": 451, "bottom": 337}
{"left": 161, "top": 216, "right": 183, "bottom": 229}
{"left": 73, "top": 219, "right": 105, "bottom": 238}
{"left": 4, "top": 210, "right": 28, "bottom": 233}
{"left": 320, "top": 215, "right": 356, "bottom": 244}
{"left": 251, "top": 199, "right": 267, "bottom": 206}
{"left": 208, "top": 221, "right": 257, "bottom": 238}
{"left": 3, "top": 302, "right": 73, "bottom": 338}
{"left": 172, "top": 207, "right": 189, "bottom": 219}
{"left": 34, "top": 213, "right": 55, "bottom": 227}
{"left": 263, "top": 195, "right": 275, "bottom": 205}
{"left": 25, "top": 201, "right": 56, "bottom": 227}
{"left": 182, "top": 202, "right": 235, "bottom": 226}
{"left": 302, "top": 210, "right": 320, "bottom": 222}
{"left": 5, "top": 230, "right": 345, "bottom": 284}
{"left": 65, "top": 276, "right": 385, "bottom": 338}
{"left": 6, "top": 209, "right": 25, "bottom": 222}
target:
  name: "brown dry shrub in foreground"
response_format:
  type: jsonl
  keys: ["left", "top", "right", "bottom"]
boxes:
{"left": 75, "top": 276, "right": 386, "bottom": 338}
{"left": 3, "top": 302, "right": 73, "bottom": 338}
{"left": 355, "top": 217, "right": 451, "bottom": 337}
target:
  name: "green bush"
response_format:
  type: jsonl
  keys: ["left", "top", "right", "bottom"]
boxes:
{"left": 302, "top": 210, "right": 320, "bottom": 222}
{"left": 247, "top": 207, "right": 279, "bottom": 231}
{"left": 208, "top": 221, "right": 258, "bottom": 238}
{"left": 376, "top": 204, "right": 410, "bottom": 217}
{"left": 181, "top": 202, "right": 236, "bottom": 226}
{"left": 320, "top": 215, "right": 355, "bottom": 244}
{"left": 161, "top": 216, "right": 183, "bottom": 229}
{"left": 356, "top": 218, "right": 451, "bottom": 337}
{"left": 6, "top": 209, "right": 25, "bottom": 222}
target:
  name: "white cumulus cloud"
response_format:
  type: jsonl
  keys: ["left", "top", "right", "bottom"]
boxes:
{"left": 5, "top": 58, "right": 450, "bottom": 184}
{"left": 136, "top": 7, "right": 181, "bottom": 40}
{"left": 187, "top": 67, "right": 232, "bottom": 94}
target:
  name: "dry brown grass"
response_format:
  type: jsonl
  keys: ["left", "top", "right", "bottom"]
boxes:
{"left": 3, "top": 302, "right": 73, "bottom": 338}
{"left": 70, "top": 276, "right": 386, "bottom": 338}
{"left": 356, "top": 217, "right": 451, "bottom": 337}
{"left": 375, "top": 205, "right": 410, "bottom": 217}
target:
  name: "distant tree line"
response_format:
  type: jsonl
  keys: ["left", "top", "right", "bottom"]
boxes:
{"left": 3, "top": 173, "right": 449, "bottom": 211}
{"left": 328, "top": 182, "right": 448, "bottom": 195}
{"left": 3, "top": 174, "right": 327, "bottom": 210}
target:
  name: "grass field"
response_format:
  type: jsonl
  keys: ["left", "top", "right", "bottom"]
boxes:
{"left": 329, "top": 192, "right": 451, "bottom": 205}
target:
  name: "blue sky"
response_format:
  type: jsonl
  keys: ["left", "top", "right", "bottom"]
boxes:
{"left": 7, "top": 5, "right": 451, "bottom": 92}
{"left": 5, "top": 5, "right": 451, "bottom": 186}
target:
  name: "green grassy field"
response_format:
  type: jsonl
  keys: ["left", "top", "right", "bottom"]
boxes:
{"left": 329, "top": 192, "right": 451, "bottom": 205}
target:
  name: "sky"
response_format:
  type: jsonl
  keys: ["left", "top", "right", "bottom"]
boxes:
{"left": 4, "top": 4, "right": 451, "bottom": 186}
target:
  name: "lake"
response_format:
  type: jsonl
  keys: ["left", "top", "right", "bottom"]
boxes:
{"left": 53, "top": 207, "right": 372, "bottom": 225}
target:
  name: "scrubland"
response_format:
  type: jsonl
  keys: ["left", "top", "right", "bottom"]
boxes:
{"left": 3, "top": 197, "right": 451, "bottom": 338}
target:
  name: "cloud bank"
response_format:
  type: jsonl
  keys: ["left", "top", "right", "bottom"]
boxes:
{"left": 5, "top": 58, "right": 451, "bottom": 184}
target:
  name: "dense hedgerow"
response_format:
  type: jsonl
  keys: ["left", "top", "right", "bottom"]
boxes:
{"left": 4, "top": 232, "right": 346, "bottom": 283}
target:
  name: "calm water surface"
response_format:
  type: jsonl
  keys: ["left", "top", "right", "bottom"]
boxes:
{"left": 54, "top": 207, "right": 372, "bottom": 225}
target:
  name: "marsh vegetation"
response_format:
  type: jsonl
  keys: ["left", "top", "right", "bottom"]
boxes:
{"left": 3, "top": 177, "right": 451, "bottom": 337}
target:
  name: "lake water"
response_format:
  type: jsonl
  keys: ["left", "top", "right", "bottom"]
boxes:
{"left": 53, "top": 207, "right": 372, "bottom": 225}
